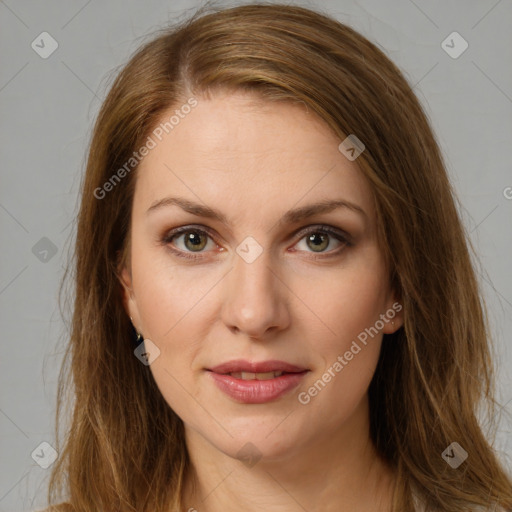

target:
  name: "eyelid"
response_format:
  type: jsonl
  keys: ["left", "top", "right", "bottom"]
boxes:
{"left": 161, "top": 223, "right": 353, "bottom": 259}
{"left": 160, "top": 224, "right": 220, "bottom": 249}
{"left": 163, "top": 223, "right": 352, "bottom": 242}
{"left": 291, "top": 224, "right": 353, "bottom": 245}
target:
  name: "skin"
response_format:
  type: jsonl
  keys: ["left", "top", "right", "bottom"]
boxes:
{"left": 120, "top": 90, "right": 404, "bottom": 512}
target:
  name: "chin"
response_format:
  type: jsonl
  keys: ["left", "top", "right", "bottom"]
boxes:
{"left": 203, "top": 415, "right": 311, "bottom": 463}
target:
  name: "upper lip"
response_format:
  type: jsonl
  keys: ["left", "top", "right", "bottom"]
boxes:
{"left": 208, "top": 359, "right": 308, "bottom": 374}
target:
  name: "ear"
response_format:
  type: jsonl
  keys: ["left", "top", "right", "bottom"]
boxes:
{"left": 381, "top": 289, "right": 404, "bottom": 335}
{"left": 118, "top": 260, "right": 141, "bottom": 332}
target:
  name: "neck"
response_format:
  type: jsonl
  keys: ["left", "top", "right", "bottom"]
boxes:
{"left": 180, "top": 395, "right": 396, "bottom": 512}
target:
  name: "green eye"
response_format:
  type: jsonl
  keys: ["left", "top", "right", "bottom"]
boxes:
{"left": 181, "top": 231, "right": 208, "bottom": 252}
{"left": 305, "top": 232, "right": 330, "bottom": 252}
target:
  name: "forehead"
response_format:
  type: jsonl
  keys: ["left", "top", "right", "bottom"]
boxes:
{"left": 133, "top": 91, "right": 374, "bottom": 223}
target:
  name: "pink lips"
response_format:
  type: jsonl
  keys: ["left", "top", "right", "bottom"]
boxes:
{"left": 206, "top": 359, "right": 309, "bottom": 404}
{"left": 209, "top": 359, "right": 307, "bottom": 374}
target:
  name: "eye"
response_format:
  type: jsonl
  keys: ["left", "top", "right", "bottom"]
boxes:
{"left": 161, "top": 226, "right": 218, "bottom": 260}
{"left": 161, "top": 224, "right": 352, "bottom": 260}
{"left": 292, "top": 225, "right": 352, "bottom": 257}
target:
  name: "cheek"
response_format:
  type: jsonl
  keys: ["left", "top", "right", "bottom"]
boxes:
{"left": 131, "top": 246, "right": 218, "bottom": 339}
{"left": 292, "top": 247, "right": 388, "bottom": 412}
{"left": 296, "top": 271, "right": 387, "bottom": 424}
{"left": 298, "top": 341, "right": 381, "bottom": 434}
{"left": 133, "top": 266, "right": 206, "bottom": 422}
{"left": 293, "top": 248, "right": 389, "bottom": 350}
{"left": 130, "top": 249, "right": 213, "bottom": 398}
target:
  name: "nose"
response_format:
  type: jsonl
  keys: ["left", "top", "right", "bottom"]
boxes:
{"left": 220, "top": 248, "right": 290, "bottom": 340}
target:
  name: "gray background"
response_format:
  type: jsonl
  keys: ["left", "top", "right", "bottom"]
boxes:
{"left": 1, "top": 1, "right": 511, "bottom": 510}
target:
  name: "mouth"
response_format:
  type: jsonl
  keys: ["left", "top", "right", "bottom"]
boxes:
{"left": 224, "top": 370, "right": 288, "bottom": 380}
{"left": 207, "top": 359, "right": 308, "bottom": 375}
{"left": 206, "top": 359, "right": 309, "bottom": 404}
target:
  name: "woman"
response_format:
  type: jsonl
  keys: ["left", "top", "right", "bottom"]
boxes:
{"left": 43, "top": 3, "right": 512, "bottom": 511}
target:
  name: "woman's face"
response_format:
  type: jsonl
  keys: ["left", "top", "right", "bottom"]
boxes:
{"left": 120, "top": 90, "right": 402, "bottom": 462}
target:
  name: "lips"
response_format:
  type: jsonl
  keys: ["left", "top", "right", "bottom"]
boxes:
{"left": 228, "top": 371, "right": 284, "bottom": 380}
{"left": 206, "top": 359, "right": 309, "bottom": 404}
{"left": 208, "top": 359, "right": 307, "bottom": 374}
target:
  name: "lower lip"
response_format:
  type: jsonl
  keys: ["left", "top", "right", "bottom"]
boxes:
{"left": 208, "top": 371, "right": 308, "bottom": 404}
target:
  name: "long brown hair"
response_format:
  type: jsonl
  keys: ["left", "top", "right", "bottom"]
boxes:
{"left": 46, "top": 3, "right": 512, "bottom": 511}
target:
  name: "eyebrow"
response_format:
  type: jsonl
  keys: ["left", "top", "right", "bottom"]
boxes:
{"left": 146, "top": 196, "right": 367, "bottom": 225}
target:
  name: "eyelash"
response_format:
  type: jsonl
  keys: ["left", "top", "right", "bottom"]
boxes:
{"left": 160, "top": 224, "right": 353, "bottom": 261}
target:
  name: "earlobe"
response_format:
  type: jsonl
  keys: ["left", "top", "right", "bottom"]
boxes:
{"left": 382, "top": 290, "right": 404, "bottom": 334}
{"left": 387, "top": 300, "right": 404, "bottom": 334}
